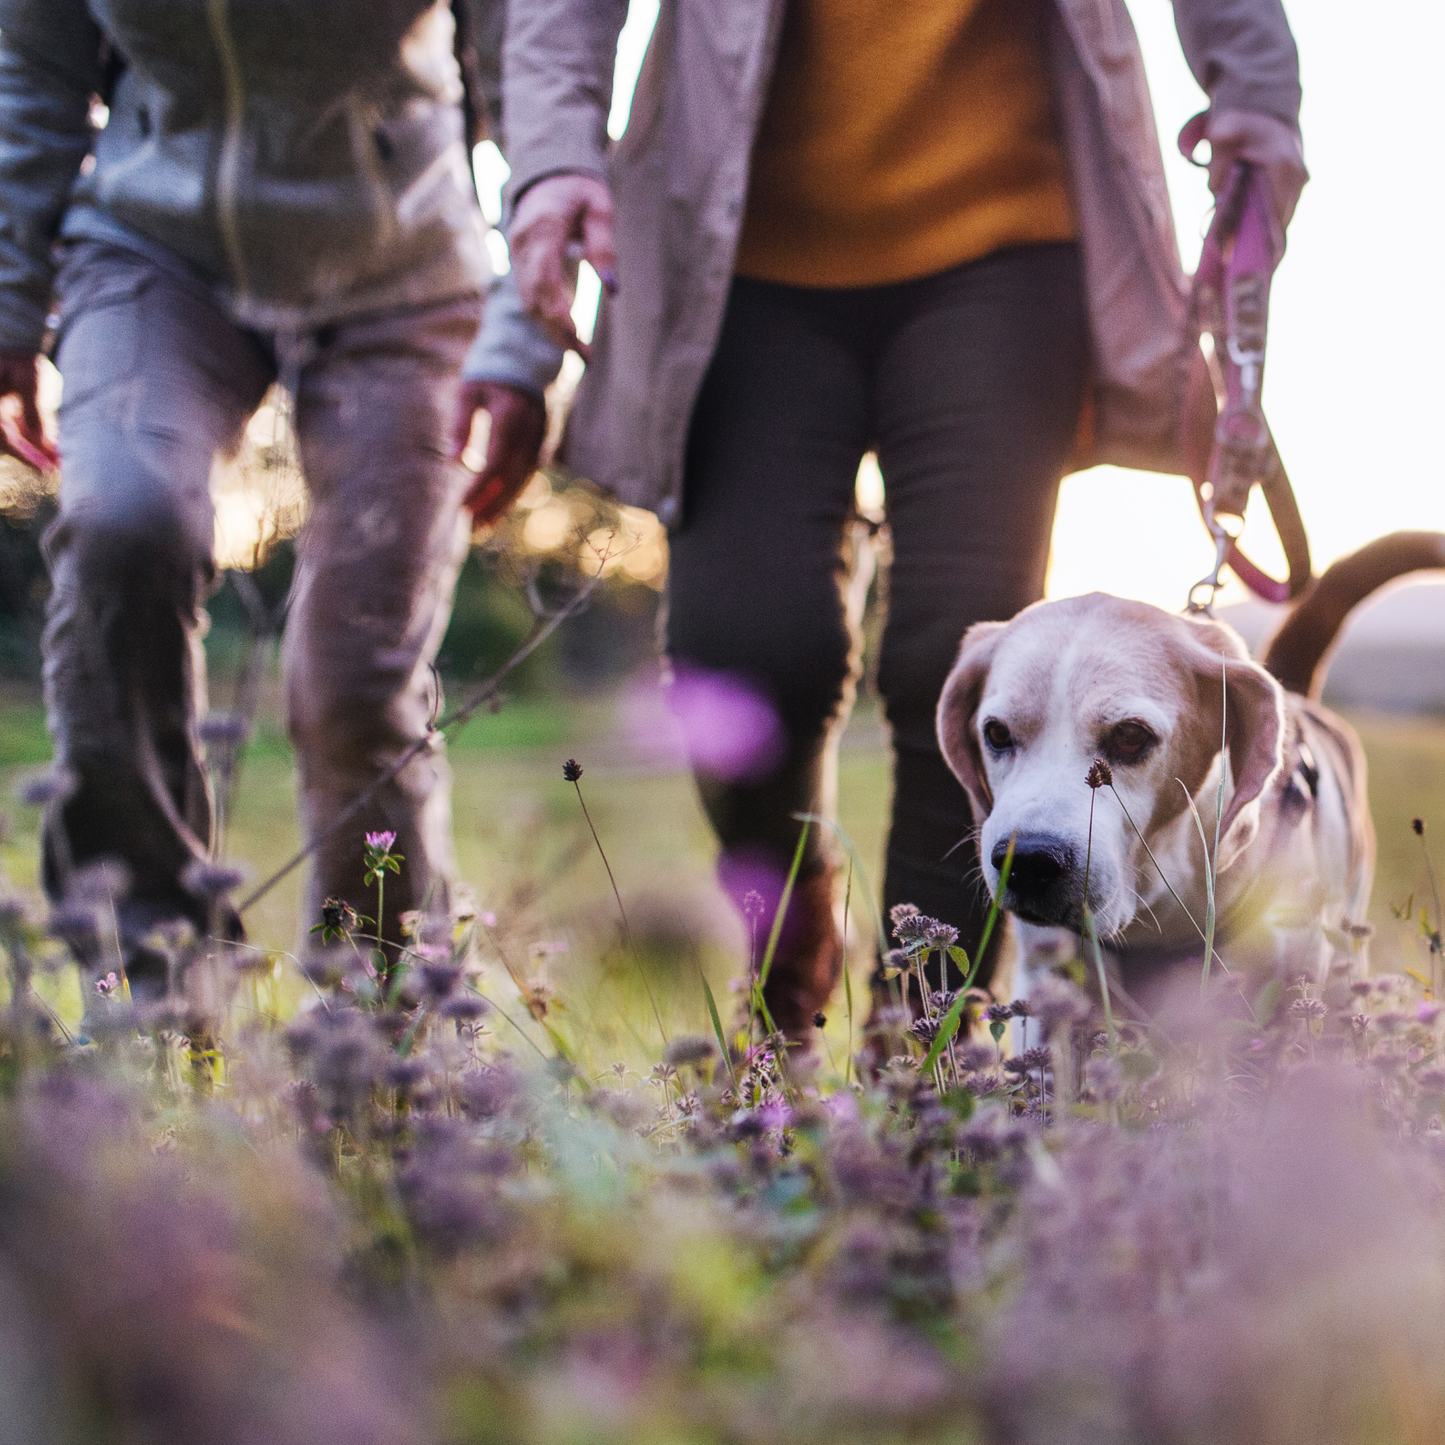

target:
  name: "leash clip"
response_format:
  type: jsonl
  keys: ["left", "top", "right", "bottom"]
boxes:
{"left": 1186, "top": 499, "right": 1242, "bottom": 616}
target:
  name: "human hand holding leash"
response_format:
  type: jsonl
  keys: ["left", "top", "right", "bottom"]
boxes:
{"left": 1191, "top": 109, "right": 1308, "bottom": 233}
{"left": 0, "top": 349, "right": 58, "bottom": 471}
{"left": 509, "top": 173, "right": 617, "bottom": 360}
{"left": 450, "top": 379, "right": 548, "bottom": 525}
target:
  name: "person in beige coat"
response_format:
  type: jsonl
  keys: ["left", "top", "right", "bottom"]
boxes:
{"left": 495, "top": 0, "right": 1306, "bottom": 1038}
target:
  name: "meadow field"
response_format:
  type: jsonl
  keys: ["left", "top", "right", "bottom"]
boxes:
{"left": 5, "top": 678, "right": 1445, "bottom": 1031}
{"left": 5, "top": 677, "right": 1445, "bottom": 1444}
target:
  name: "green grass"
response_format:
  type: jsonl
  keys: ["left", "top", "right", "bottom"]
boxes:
{"left": 4, "top": 686, "right": 1444, "bottom": 1035}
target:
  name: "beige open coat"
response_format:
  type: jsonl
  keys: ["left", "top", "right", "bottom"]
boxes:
{"left": 503, "top": 0, "right": 1302, "bottom": 526}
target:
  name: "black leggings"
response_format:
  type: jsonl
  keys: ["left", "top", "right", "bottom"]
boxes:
{"left": 667, "top": 242, "right": 1088, "bottom": 983}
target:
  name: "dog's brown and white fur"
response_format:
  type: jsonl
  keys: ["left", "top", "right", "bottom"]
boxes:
{"left": 936, "top": 533, "right": 1445, "bottom": 999}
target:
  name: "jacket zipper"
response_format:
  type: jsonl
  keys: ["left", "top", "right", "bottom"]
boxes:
{"left": 206, "top": 0, "right": 250, "bottom": 299}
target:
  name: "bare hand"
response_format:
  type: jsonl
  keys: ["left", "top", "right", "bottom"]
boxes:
{"left": 509, "top": 173, "right": 617, "bottom": 360}
{"left": 1204, "top": 109, "right": 1308, "bottom": 232}
{"left": 449, "top": 379, "right": 548, "bottom": 525}
{"left": 0, "top": 349, "right": 58, "bottom": 471}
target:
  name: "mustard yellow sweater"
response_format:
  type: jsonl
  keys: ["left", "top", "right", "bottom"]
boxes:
{"left": 735, "top": 0, "right": 1076, "bottom": 288}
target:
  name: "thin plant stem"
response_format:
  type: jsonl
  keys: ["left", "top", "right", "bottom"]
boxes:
{"left": 941, "top": 946, "right": 962, "bottom": 1086}
{"left": 473, "top": 986, "right": 549, "bottom": 1060}
{"left": 571, "top": 773, "right": 666, "bottom": 1044}
{"left": 842, "top": 862, "right": 854, "bottom": 1089}
{"left": 1083, "top": 905, "right": 1118, "bottom": 1057}
{"left": 374, "top": 873, "right": 386, "bottom": 989}
{"left": 1108, "top": 783, "right": 1225, "bottom": 976}
{"left": 1180, "top": 785, "right": 1220, "bottom": 996}
{"left": 1081, "top": 782, "right": 1118, "bottom": 1060}
{"left": 237, "top": 561, "right": 606, "bottom": 916}
{"left": 1416, "top": 822, "right": 1443, "bottom": 996}
{"left": 919, "top": 840, "right": 1015, "bottom": 1081}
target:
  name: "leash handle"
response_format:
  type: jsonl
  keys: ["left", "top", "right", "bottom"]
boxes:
{"left": 1180, "top": 116, "right": 1310, "bottom": 609}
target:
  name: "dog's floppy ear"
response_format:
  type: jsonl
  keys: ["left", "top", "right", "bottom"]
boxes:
{"left": 1184, "top": 624, "right": 1287, "bottom": 856}
{"left": 936, "top": 621, "right": 1006, "bottom": 813}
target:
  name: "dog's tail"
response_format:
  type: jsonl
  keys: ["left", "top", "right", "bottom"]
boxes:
{"left": 1262, "top": 531, "right": 1445, "bottom": 697}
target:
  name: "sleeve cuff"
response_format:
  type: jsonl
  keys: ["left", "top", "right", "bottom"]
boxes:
{"left": 462, "top": 269, "right": 566, "bottom": 396}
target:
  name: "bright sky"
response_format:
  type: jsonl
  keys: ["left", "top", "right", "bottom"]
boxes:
{"left": 487, "top": 0, "right": 1444, "bottom": 613}
{"left": 1053, "top": 0, "right": 1445, "bottom": 609}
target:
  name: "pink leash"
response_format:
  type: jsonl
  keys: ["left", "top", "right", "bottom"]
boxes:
{"left": 1179, "top": 113, "right": 1311, "bottom": 612}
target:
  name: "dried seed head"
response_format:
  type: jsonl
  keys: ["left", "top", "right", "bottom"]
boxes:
{"left": 1414, "top": 817, "right": 1427, "bottom": 836}
{"left": 321, "top": 898, "right": 357, "bottom": 932}
{"left": 908, "top": 1016, "right": 940, "bottom": 1044}
{"left": 924, "top": 920, "right": 959, "bottom": 949}
{"left": 812, "top": 1011, "right": 827, "bottom": 1028}
{"left": 562, "top": 758, "right": 583, "bottom": 782}
{"left": 1086, "top": 760, "right": 1113, "bottom": 790}
{"left": 892, "top": 910, "right": 937, "bottom": 945}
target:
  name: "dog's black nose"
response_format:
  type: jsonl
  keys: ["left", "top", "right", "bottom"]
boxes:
{"left": 993, "top": 834, "right": 1074, "bottom": 896}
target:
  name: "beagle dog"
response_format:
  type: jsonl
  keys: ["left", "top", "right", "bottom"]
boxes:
{"left": 935, "top": 533, "right": 1445, "bottom": 998}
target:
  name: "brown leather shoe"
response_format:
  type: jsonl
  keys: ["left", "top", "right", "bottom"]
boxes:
{"left": 759, "top": 871, "right": 844, "bottom": 1043}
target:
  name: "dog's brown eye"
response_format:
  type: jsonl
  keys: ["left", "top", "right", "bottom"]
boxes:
{"left": 982, "top": 719, "right": 1014, "bottom": 753}
{"left": 1106, "top": 720, "right": 1156, "bottom": 764}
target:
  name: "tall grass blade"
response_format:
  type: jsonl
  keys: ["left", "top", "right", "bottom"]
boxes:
{"left": 757, "top": 821, "right": 811, "bottom": 993}
{"left": 1180, "top": 785, "right": 1219, "bottom": 994}
{"left": 700, "top": 969, "right": 737, "bottom": 1091}
{"left": 962, "top": 833, "right": 1014, "bottom": 993}
{"left": 571, "top": 768, "right": 667, "bottom": 1044}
